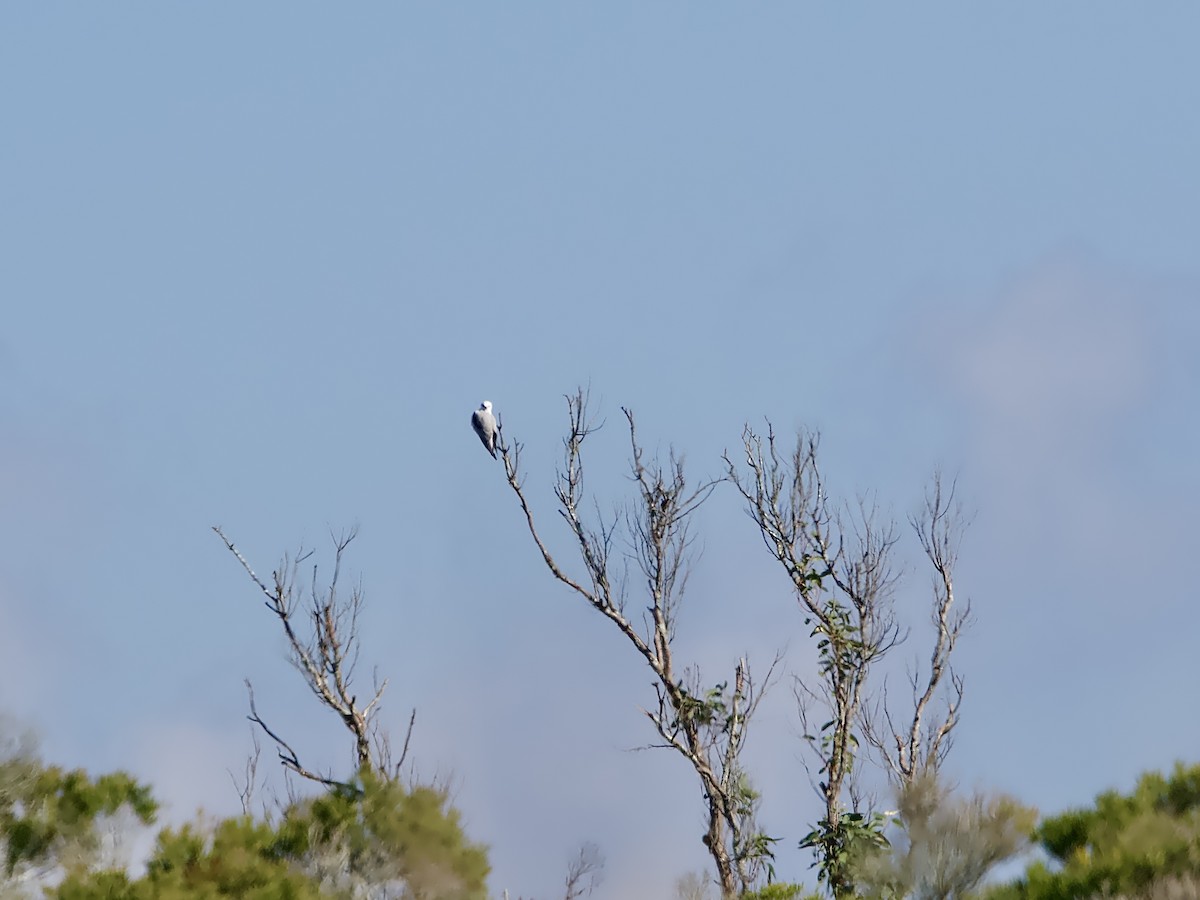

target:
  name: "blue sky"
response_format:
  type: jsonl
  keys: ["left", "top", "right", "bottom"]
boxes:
{"left": 2, "top": 4, "right": 1198, "bottom": 897}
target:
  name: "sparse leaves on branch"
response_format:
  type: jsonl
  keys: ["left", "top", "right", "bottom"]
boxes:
{"left": 727, "top": 424, "right": 969, "bottom": 898}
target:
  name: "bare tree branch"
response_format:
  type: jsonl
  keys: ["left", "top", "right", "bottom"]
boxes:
{"left": 244, "top": 680, "right": 351, "bottom": 791}
{"left": 865, "top": 472, "right": 972, "bottom": 787}
{"left": 496, "top": 390, "right": 776, "bottom": 898}
{"left": 563, "top": 842, "right": 605, "bottom": 900}
{"left": 215, "top": 526, "right": 413, "bottom": 791}
{"left": 376, "top": 707, "right": 418, "bottom": 782}
{"left": 229, "top": 727, "right": 262, "bottom": 816}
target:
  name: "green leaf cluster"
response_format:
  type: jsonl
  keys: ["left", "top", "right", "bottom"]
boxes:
{"left": 988, "top": 763, "right": 1200, "bottom": 900}
{"left": 285, "top": 769, "right": 489, "bottom": 898}
{"left": 799, "top": 811, "right": 890, "bottom": 899}
{"left": 740, "top": 881, "right": 818, "bottom": 900}
{"left": 0, "top": 740, "right": 156, "bottom": 883}
{"left": 676, "top": 682, "right": 735, "bottom": 732}
{"left": 51, "top": 768, "right": 488, "bottom": 900}
{"left": 57, "top": 817, "right": 325, "bottom": 900}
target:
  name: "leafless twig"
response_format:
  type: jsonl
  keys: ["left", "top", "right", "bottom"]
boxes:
{"left": 563, "top": 842, "right": 605, "bottom": 900}
{"left": 866, "top": 472, "right": 972, "bottom": 786}
{"left": 496, "top": 390, "right": 775, "bottom": 897}
{"left": 244, "top": 680, "right": 350, "bottom": 791}
{"left": 229, "top": 727, "right": 262, "bottom": 815}
{"left": 214, "top": 526, "right": 414, "bottom": 790}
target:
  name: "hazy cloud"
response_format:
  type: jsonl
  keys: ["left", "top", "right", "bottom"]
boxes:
{"left": 909, "top": 254, "right": 1200, "bottom": 805}
{"left": 952, "top": 257, "right": 1148, "bottom": 455}
{"left": 927, "top": 256, "right": 1172, "bottom": 554}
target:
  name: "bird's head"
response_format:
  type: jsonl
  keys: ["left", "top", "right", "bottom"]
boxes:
{"left": 480, "top": 400, "right": 493, "bottom": 411}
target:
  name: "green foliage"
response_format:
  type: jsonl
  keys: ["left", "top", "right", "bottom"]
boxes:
{"left": 797, "top": 594, "right": 886, "bottom": 898}
{"left": 800, "top": 810, "right": 889, "bottom": 899}
{"left": 988, "top": 763, "right": 1200, "bottom": 900}
{"left": 1094, "top": 873, "right": 1200, "bottom": 899}
{"left": 287, "top": 768, "right": 490, "bottom": 899}
{"left": 673, "top": 678, "right": 781, "bottom": 891}
{"left": 674, "top": 872, "right": 819, "bottom": 900}
{"left": 56, "top": 817, "right": 328, "bottom": 900}
{"left": 810, "top": 600, "right": 868, "bottom": 683}
{"left": 0, "top": 733, "right": 156, "bottom": 886}
{"left": 53, "top": 769, "right": 488, "bottom": 900}
{"left": 799, "top": 598, "right": 888, "bottom": 896}
{"left": 148, "top": 817, "right": 327, "bottom": 899}
{"left": 7, "top": 769, "right": 156, "bottom": 874}
{"left": 676, "top": 682, "right": 734, "bottom": 731}
{"left": 727, "top": 769, "right": 783, "bottom": 885}
{"left": 55, "top": 869, "right": 138, "bottom": 900}
{"left": 740, "top": 881, "right": 815, "bottom": 900}
{"left": 851, "top": 771, "right": 1035, "bottom": 900}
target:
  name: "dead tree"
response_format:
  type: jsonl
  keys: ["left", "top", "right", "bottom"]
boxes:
{"left": 726, "top": 426, "right": 903, "bottom": 898}
{"left": 865, "top": 473, "right": 970, "bottom": 788}
{"left": 497, "top": 390, "right": 779, "bottom": 899}
{"left": 562, "top": 842, "right": 605, "bottom": 900}
{"left": 213, "top": 526, "right": 416, "bottom": 790}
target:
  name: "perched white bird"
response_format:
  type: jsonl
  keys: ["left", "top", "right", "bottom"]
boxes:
{"left": 471, "top": 400, "right": 500, "bottom": 459}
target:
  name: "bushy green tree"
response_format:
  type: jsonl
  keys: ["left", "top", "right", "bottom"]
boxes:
{"left": 741, "top": 882, "right": 817, "bottom": 900}
{"left": 157, "top": 819, "right": 314, "bottom": 899}
{"left": 1091, "top": 874, "right": 1200, "bottom": 900}
{"left": 54, "top": 768, "right": 487, "bottom": 900}
{"left": 54, "top": 769, "right": 487, "bottom": 900}
{"left": 283, "top": 769, "right": 489, "bottom": 899}
{"left": 988, "top": 763, "right": 1200, "bottom": 900}
{"left": 0, "top": 727, "right": 155, "bottom": 892}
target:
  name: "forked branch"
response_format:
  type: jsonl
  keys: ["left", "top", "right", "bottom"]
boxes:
{"left": 496, "top": 390, "right": 773, "bottom": 898}
{"left": 214, "top": 526, "right": 415, "bottom": 787}
{"left": 869, "top": 472, "right": 971, "bottom": 785}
